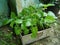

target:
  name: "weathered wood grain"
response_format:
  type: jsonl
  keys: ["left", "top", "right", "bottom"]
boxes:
{"left": 21, "top": 28, "right": 54, "bottom": 45}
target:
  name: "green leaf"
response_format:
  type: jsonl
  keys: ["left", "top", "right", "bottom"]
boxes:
{"left": 14, "top": 25, "right": 21, "bottom": 35}
{"left": 39, "top": 18, "right": 44, "bottom": 29}
{"left": 26, "top": 21, "right": 31, "bottom": 26}
{"left": 21, "top": 23, "right": 26, "bottom": 30}
{"left": 21, "top": 23, "right": 29, "bottom": 35}
{"left": 24, "top": 28, "right": 29, "bottom": 35}
{"left": 39, "top": 10, "right": 44, "bottom": 17}
{"left": 47, "top": 4, "right": 55, "bottom": 7}
{"left": 39, "top": 3, "right": 54, "bottom": 8}
{"left": 21, "top": 8, "right": 30, "bottom": 15}
{"left": 3, "top": 19, "right": 13, "bottom": 25}
{"left": 26, "top": 19, "right": 31, "bottom": 26}
{"left": 10, "top": 21, "right": 15, "bottom": 28}
{"left": 43, "top": 4, "right": 55, "bottom": 8}
{"left": 31, "top": 18, "right": 37, "bottom": 26}
{"left": 31, "top": 26, "right": 38, "bottom": 38}
{"left": 45, "top": 15, "right": 56, "bottom": 23}
{"left": 11, "top": 12, "right": 16, "bottom": 18}
{"left": 18, "top": 13, "right": 22, "bottom": 17}
{"left": 15, "top": 19, "right": 23, "bottom": 24}
{"left": 43, "top": 12, "right": 47, "bottom": 16}
{"left": 48, "top": 11, "right": 57, "bottom": 19}
{"left": 35, "top": 13, "right": 41, "bottom": 18}
{"left": 39, "top": 3, "right": 44, "bottom": 7}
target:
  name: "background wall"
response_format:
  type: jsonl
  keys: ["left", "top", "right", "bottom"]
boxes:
{"left": 0, "top": 0, "right": 9, "bottom": 27}
{"left": 16, "top": 0, "right": 40, "bottom": 14}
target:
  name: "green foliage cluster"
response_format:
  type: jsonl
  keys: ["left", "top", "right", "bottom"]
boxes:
{"left": 4, "top": 3, "right": 57, "bottom": 37}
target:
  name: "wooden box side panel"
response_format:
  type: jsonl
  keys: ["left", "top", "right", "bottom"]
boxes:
{"left": 21, "top": 28, "right": 54, "bottom": 45}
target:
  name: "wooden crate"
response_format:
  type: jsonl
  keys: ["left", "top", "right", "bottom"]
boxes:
{"left": 21, "top": 28, "right": 54, "bottom": 45}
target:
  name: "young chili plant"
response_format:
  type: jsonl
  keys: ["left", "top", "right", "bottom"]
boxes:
{"left": 4, "top": 3, "right": 57, "bottom": 38}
